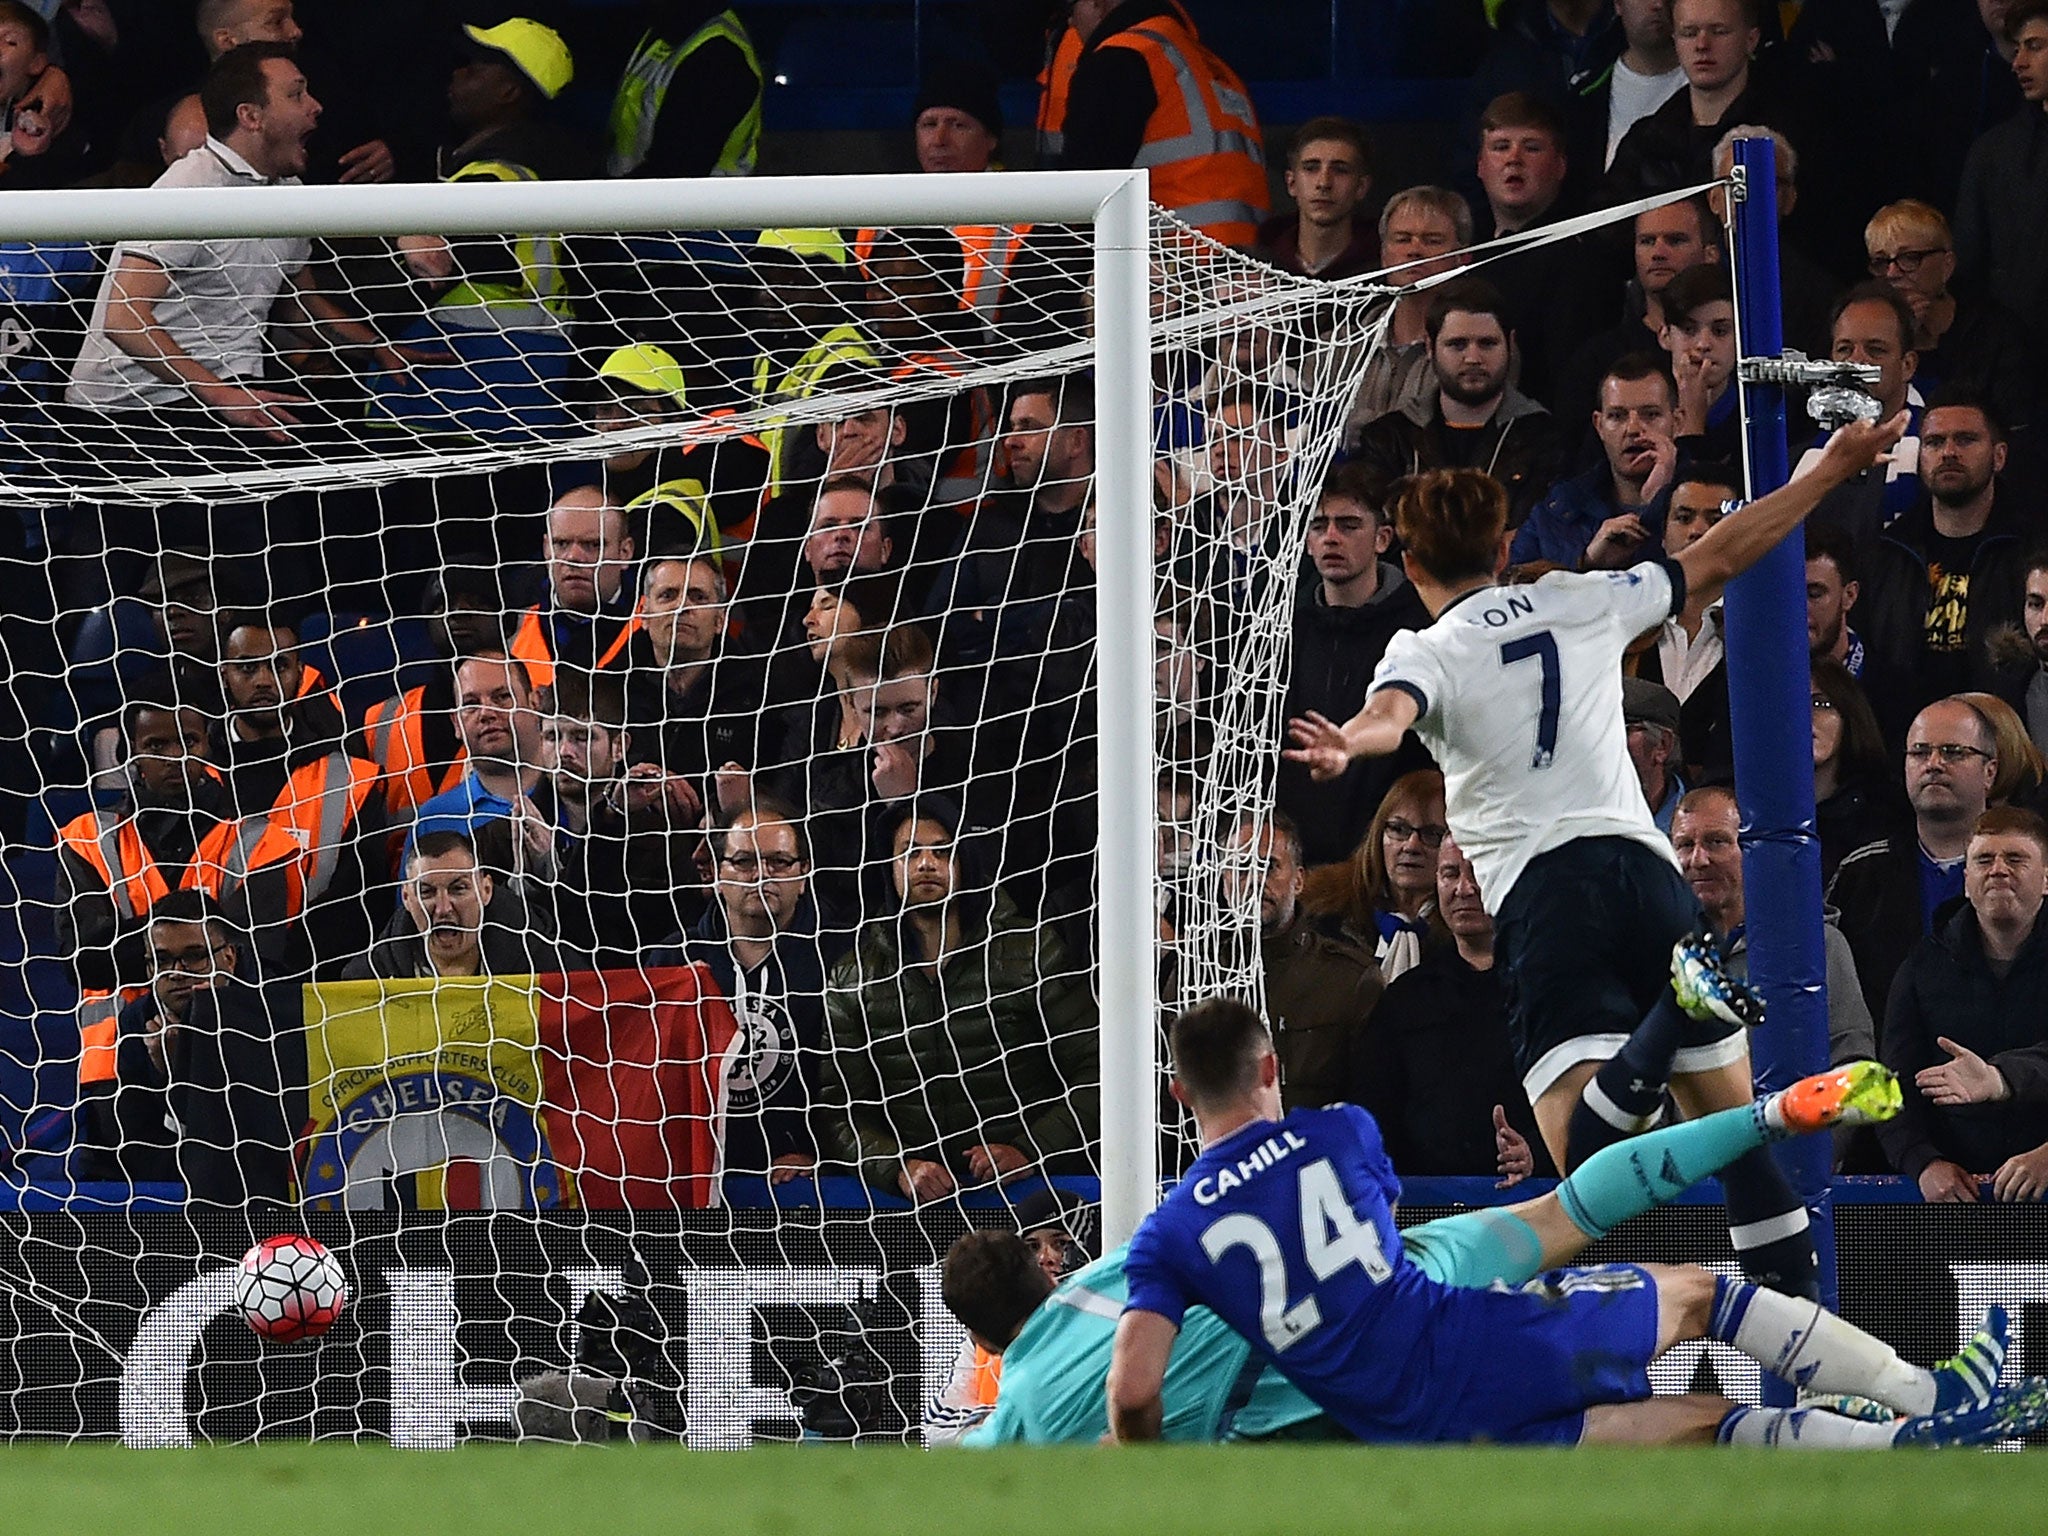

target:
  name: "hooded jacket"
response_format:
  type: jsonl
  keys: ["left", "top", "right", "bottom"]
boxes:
{"left": 1348, "top": 383, "right": 1562, "bottom": 526}
{"left": 1276, "top": 563, "right": 1431, "bottom": 867}
{"left": 678, "top": 894, "right": 825, "bottom": 1176}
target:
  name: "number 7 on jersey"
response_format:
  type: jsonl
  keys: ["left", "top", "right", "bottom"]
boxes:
{"left": 1499, "top": 630, "right": 1561, "bottom": 769}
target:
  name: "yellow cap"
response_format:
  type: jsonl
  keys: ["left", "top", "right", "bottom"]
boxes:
{"left": 464, "top": 19, "right": 574, "bottom": 101}
{"left": 598, "top": 343, "right": 688, "bottom": 406}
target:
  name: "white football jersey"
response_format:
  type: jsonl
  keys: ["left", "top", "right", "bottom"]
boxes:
{"left": 1370, "top": 561, "right": 1682, "bottom": 913}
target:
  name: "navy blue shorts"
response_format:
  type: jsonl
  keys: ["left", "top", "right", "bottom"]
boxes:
{"left": 1492, "top": 837, "right": 1739, "bottom": 1103}
{"left": 1433, "top": 1263, "right": 1662, "bottom": 1445}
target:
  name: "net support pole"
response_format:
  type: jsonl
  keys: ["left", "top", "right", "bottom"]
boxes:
{"left": 1723, "top": 138, "right": 1838, "bottom": 1331}
{"left": 1092, "top": 172, "right": 1159, "bottom": 1249}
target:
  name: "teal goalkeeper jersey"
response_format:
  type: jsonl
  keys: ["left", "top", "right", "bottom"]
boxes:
{"left": 960, "top": 1245, "right": 1329, "bottom": 1445}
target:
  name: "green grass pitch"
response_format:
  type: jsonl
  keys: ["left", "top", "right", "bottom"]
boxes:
{"left": 7, "top": 1443, "right": 2048, "bottom": 1535}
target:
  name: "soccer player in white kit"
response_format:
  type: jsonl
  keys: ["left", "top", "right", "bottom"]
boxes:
{"left": 1286, "top": 413, "right": 1906, "bottom": 1302}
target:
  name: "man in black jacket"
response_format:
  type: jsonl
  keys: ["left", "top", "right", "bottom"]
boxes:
{"left": 1829, "top": 695, "right": 2000, "bottom": 1023}
{"left": 1348, "top": 278, "right": 1563, "bottom": 527}
{"left": 1353, "top": 834, "right": 1548, "bottom": 1177}
{"left": 1276, "top": 464, "right": 1430, "bottom": 867}
{"left": 1832, "top": 393, "right": 2028, "bottom": 746}
{"left": 675, "top": 801, "right": 824, "bottom": 1185}
{"left": 76, "top": 890, "right": 292, "bottom": 1204}
{"left": 1879, "top": 806, "right": 2048, "bottom": 1201}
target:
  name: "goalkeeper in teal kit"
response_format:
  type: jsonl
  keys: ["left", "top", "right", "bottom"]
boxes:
{"left": 1088, "top": 1001, "right": 2045, "bottom": 1449}
{"left": 943, "top": 1001, "right": 2021, "bottom": 1447}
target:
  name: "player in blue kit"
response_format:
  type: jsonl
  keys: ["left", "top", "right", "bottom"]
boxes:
{"left": 940, "top": 1051, "right": 2003, "bottom": 1447}
{"left": 1107, "top": 1000, "right": 2048, "bottom": 1449}
{"left": 1285, "top": 416, "right": 1909, "bottom": 1305}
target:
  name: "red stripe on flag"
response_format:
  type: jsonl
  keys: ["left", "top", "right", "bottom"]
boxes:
{"left": 536, "top": 966, "right": 739, "bottom": 1210}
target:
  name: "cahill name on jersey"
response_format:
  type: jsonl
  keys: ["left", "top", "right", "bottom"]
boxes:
{"left": 1123, "top": 1104, "right": 1525, "bottom": 1443}
{"left": 1369, "top": 561, "right": 1685, "bottom": 913}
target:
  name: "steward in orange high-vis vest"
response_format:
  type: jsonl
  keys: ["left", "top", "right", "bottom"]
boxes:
{"left": 361, "top": 678, "right": 468, "bottom": 826}
{"left": 1059, "top": 0, "right": 1268, "bottom": 247}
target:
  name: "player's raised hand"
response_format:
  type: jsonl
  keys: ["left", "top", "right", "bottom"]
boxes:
{"left": 1284, "top": 711, "right": 1353, "bottom": 781}
{"left": 1917, "top": 1037, "right": 2009, "bottom": 1106}
{"left": 1814, "top": 411, "right": 1909, "bottom": 483}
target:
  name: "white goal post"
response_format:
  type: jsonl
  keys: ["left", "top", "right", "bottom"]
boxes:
{"left": 2, "top": 167, "right": 1164, "bottom": 1248}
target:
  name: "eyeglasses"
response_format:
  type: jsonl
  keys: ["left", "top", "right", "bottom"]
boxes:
{"left": 1867, "top": 247, "right": 1948, "bottom": 276}
{"left": 152, "top": 942, "right": 227, "bottom": 972}
{"left": 1810, "top": 695, "right": 1837, "bottom": 712}
{"left": 720, "top": 852, "right": 806, "bottom": 876}
{"left": 1383, "top": 818, "right": 1448, "bottom": 848}
{"left": 1905, "top": 743, "right": 1991, "bottom": 764}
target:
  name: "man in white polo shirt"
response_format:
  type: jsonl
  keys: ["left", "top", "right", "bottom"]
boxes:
{"left": 68, "top": 41, "right": 408, "bottom": 443}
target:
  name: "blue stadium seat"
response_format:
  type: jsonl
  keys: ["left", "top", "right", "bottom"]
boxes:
{"left": 298, "top": 612, "right": 440, "bottom": 723}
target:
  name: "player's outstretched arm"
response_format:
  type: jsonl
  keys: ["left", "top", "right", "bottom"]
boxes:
{"left": 1107, "top": 1309, "right": 1178, "bottom": 1443}
{"left": 1673, "top": 412, "right": 1907, "bottom": 606}
{"left": 1284, "top": 687, "right": 1422, "bottom": 781}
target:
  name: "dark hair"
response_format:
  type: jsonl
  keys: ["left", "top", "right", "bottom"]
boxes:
{"left": 1974, "top": 804, "right": 2048, "bottom": 853}
{"left": 941, "top": 1231, "right": 1053, "bottom": 1349}
{"left": 454, "top": 648, "right": 535, "bottom": 699}
{"left": 2004, "top": 0, "right": 2048, "bottom": 43}
{"left": 1319, "top": 460, "right": 1385, "bottom": 521}
{"left": 1391, "top": 469, "right": 1508, "bottom": 585}
{"left": 1830, "top": 280, "right": 1915, "bottom": 354}
{"left": 1804, "top": 520, "right": 1858, "bottom": 586}
{"left": 203, "top": 41, "right": 298, "bottom": 140}
{"left": 0, "top": 1, "right": 48, "bottom": 52}
{"left": 1636, "top": 194, "right": 1719, "bottom": 250}
{"left": 408, "top": 828, "right": 480, "bottom": 874}
{"left": 1478, "top": 90, "right": 1567, "bottom": 148}
{"left": 120, "top": 673, "right": 193, "bottom": 750}
{"left": 1169, "top": 998, "right": 1271, "bottom": 1108}
{"left": 1810, "top": 658, "right": 1888, "bottom": 782}
{"left": 2026, "top": 544, "right": 2048, "bottom": 585}
{"left": 549, "top": 669, "right": 627, "bottom": 733}
{"left": 147, "top": 888, "right": 235, "bottom": 947}
{"left": 1011, "top": 374, "right": 1095, "bottom": 429}
{"left": 1661, "top": 264, "right": 1734, "bottom": 327}
{"left": 1289, "top": 115, "right": 1372, "bottom": 173}
{"left": 1673, "top": 459, "right": 1742, "bottom": 499}
{"left": 1921, "top": 387, "right": 2006, "bottom": 444}
{"left": 828, "top": 568, "right": 911, "bottom": 632}
{"left": 1598, "top": 352, "right": 1677, "bottom": 407}
{"left": 1424, "top": 278, "right": 1511, "bottom": 346}
{"left": 1208, "top": 382, "right": 1281, "bottom": 427}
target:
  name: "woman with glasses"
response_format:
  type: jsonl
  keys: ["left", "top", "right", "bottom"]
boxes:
{"left": 1299, "top": 768, "right": 1447, "bottom": 983}
{"left": 1810, "top": 657, "right": 1906, "bottom": 886}
{"left": 1863, "top": 200, "right": 2037, "bottom": 432}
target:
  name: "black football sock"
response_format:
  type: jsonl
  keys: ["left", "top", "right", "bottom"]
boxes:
{"left": 1563, "top": 991, "right": 1689, "bottom": 1172}
{"left": 1720, "top": 1145, "right": 1819, "bottom": 1302}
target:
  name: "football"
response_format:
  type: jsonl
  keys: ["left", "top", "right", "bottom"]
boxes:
{"left": 235, "top": 1235, "right": 350, "bottom": 1344}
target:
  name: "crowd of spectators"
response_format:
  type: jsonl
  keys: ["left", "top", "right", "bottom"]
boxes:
{"left": 12, "top": 0, "right": 2048, "bottom": 1211}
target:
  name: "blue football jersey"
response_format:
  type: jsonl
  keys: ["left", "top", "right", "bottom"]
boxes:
{"left": 1125, "top": 1103, "right": 1566, "bottom": 1442}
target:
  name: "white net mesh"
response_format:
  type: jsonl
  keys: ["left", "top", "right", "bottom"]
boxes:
{"left": 0, "top": 189, "right": 1385, "bottom": 1444}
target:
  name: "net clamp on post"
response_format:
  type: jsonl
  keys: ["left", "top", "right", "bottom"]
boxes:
{"left": 1736, "top": 353, "right": 1884, "bottom": 430}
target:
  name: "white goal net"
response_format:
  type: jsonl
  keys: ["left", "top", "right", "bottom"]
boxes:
{"left": 0, "top": 171, "right": 1384, "bottom": 1445}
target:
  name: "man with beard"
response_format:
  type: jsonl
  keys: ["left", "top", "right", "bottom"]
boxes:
{"left": 674, "top": 802, "right": 823, "bottom": 1185}
{"left": 1226, "top": 813, "right": 1381, "bottom": 1112}
{"left": 1513, "top": 355, "right": 1679, "bottom": 569}
{"left": 2008, "top": 555, "right": 2048, "bottom": 756}
{"left": 1350, "top": 279, "right": 1562, "bottom": 527}
{"left": 58, "top": 687, "right": 237, "bottom": 1081}
{"left": 1847, "top": 393, "right": 2027, "bottom": 743}
{"left": 1805, "top": 522, "right": 1865, "bottom": 679}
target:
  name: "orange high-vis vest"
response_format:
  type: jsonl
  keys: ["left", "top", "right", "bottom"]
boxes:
{"left": 1036, "top": 23, "right": 1083, "bottom": 163}
{"left": 852, "top": 225, "right": 1031, "bottom": 322}
{"left": 58, "top": 807, "right": 184, "bottom": 1088}
{"left": 1096, "top": 13, "right": 1267, "bottom": 246}
{"left": 363, "top": 685, "right": 468, "bottom": 821}
{"left": 509, "top": 603, "right": 642, "bottom": 693}
{"left": 189, "top": 752, "right": 379, "bottom": 922}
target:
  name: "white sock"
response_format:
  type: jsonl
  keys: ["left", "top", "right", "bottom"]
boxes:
{"left": 1713, "top": 1280, "right": 1936, "bottom": 1416}
{"left": 1717, "top": 1406, "right": 1902, "bottom": 1449}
